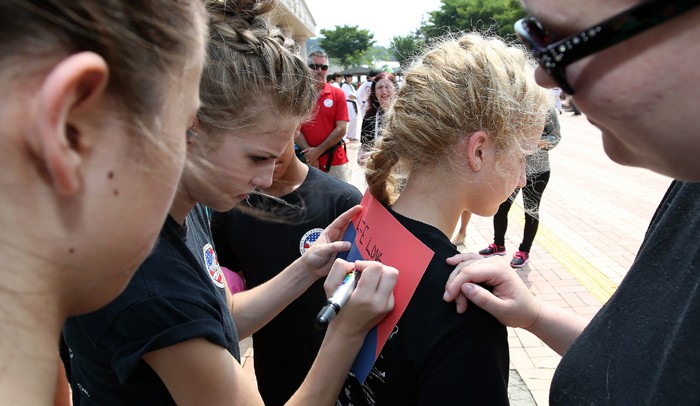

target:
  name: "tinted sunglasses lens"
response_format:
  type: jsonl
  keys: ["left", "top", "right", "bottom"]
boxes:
{"left": 517, "top": 19, "right": 551, "bottom": 49}
{"left": 308, "top": 64, "right": 329, "bottom": 71}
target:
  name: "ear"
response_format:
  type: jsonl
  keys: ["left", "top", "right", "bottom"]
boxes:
{"left": 464, "top": 131, "right": 488, "bottom": 172}
{"left": 34, "top": 52, "right": 108, "bottom": 196}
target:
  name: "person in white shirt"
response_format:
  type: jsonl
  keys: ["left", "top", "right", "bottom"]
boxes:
{"left": 341, "top": 74, "right": 359, "bottom": 141}
{"left": 357, "top": 69, "right": 379, "bottom": 118}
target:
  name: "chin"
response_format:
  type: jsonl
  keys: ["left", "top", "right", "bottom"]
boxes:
{"left": 601, "top": 133, "right": 636, "bottom": 167}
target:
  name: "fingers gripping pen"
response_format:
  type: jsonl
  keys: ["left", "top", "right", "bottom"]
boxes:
{"left": 315, "top": 269, "right": 359, "bottom": 330}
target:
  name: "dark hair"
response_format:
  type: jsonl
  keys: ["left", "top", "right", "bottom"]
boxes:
{"left": 369, "top": 69, "right": 381, "bottom": 77}
{"left": 365, "top": 72, "right": 397, "bottom": 119}
{"left": 0, "top": 1, "right": 206, "bottom": 123}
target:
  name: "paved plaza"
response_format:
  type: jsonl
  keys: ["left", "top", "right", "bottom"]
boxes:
{"left": 240, "top": 112, "right": 673, "bottom": 405}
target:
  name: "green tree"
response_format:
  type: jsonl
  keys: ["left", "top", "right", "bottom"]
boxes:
{"left": 421, "top": 0, "right": 526, "bottom": 40}
{"left": 318, "top": 25, "right": 375, "bottom": 68}
{"left": 390, "top": 30, "right": 426, "bottom": 67}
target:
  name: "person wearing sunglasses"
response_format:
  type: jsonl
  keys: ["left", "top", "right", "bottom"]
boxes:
{"left": 444, "top": 0, "right": 700, "bottom": 403}
{"left": 297, "top": 51, "right": 351, "bottom": 181}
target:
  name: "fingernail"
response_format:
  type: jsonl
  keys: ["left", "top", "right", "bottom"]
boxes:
{"left": 463, "top": 283, "right": 475, "bottom": 294}
{"left": 443, "top": 291, "right": 449, "bottom": 301}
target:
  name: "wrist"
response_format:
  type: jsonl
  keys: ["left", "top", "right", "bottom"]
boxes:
{"left": 290, "top": 256, "right": 323, "bottom": 285}
{"left": 523, "top": 299, "right": 548, "bottom": 333}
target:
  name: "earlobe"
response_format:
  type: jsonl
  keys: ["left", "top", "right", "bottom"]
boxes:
{"left": 465, "top": 131, "right": 488, "bottom": 172}
{"left": 34, "top": 52, "right": 109, "bottom": 196}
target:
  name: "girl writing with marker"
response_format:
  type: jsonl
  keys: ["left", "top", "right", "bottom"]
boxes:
{"left": 63, "top": 1, "right": 396, "bottom": 404}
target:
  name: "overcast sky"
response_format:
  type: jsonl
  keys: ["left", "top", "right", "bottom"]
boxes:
{"left": 305, "top": 0, "right": 443, "bottom": 47}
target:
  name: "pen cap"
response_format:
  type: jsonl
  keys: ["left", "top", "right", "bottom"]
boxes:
{"left": 315, "top": 304, "right": 337, "bottom": 330}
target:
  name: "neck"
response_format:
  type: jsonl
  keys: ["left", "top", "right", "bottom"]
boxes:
{"left": 390, "top": 172, "right": 464, "bottom": 238}
{"left": 264, "top": 158, "right": 309, "bottom": 197}
{"left": 169, "top": 183, "right": 197, "bottom": 225}
{"left": 0, "top": 269, "right": 66, "bottom": 404}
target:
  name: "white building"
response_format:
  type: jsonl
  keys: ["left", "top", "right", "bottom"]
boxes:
{"left": 271, "top": 0, "right": 316, "bottom": 56}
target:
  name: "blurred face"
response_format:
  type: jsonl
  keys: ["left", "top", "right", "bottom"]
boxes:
{"left": 308, "top": 55, "right": 329, "bottom": 85}
{"left": 521, "top": 0, "right": 700, "bottom": 180}
{"left": 187, "top": 113, "right": 300, "bottom": 211}
{"left": 272, "top": 136, "right": 298, "bottom": 181}
{"left": 375, "top": 78, "right": 396, "bottom": 109}
{"left": 463, "top": 130, "right": 535, "bottom": 217}
{"left": 71, "top": 16, "right": 206, "bottom": 314}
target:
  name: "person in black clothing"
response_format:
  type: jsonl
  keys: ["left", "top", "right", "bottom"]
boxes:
{"left": 339, "top": 33, "right": 551, "bottom": 405}
{"left": 445, "top": 1, "right": 700, "bottom": 403}
{"left": 63, "top": 2, "right": 396, "bottom": 405}
{"left": 0, "top": 1, "right": 207, "bottom": 404}
{"left": 358, "top": 72, "right": 397, "bottom": 165}
{"left": 212, "top": 136, "right": 362, "bottom": 406}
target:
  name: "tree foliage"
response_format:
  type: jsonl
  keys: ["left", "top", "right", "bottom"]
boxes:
{"left": 421, "top": 0, "right": 526, "bottom": 40}
{"left": 318, "top": 25, "right": 375, "bottom": 68}
{"left": 390, "top": 30, "right": 426, "bottom": 67}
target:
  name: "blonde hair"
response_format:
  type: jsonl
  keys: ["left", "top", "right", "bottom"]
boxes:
{"left": 365, "top": 32, "right": 550, "bottom": 205}
{"left": 198, "top": 0, "right": 316, "bottom": 136}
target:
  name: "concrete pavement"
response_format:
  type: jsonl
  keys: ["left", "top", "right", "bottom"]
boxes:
{"left": 239, "top": 111, "right": 672, "bottom": 405}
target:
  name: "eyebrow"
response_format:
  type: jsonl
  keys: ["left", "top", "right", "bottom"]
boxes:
{"left": 251, "top": 151, "right": 280, "bottom": 160}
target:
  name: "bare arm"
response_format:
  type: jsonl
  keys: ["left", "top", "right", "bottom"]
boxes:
{"left": 287, "top": 260, "right": 397, "bottom": 405}
{"left": 303, "top": 121, "right": 348, "bottom": 164}
{"left": 296, "top": 131, "right": 310, "bottom": 150}
{"left": 227, "top": 205, "right": 361, "bottom": 338}
{"left": 143, "top": 260, "right": 397, "bottom": 406}
{"left": 444, "top": 254, "right": 588, "bottom": 355}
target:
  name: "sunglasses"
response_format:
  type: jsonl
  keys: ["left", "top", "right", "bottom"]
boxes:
{"left": 308, "top": 63, "right": 329, "bottom": 71}
{"left": 514, "top": 0, "right": 700, "bottom": 95}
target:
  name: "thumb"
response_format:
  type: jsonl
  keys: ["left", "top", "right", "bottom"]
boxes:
{"left": 461, "top": 283, "right": 500, "bottom": 314}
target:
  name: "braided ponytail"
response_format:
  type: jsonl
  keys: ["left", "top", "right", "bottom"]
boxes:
{"left": 365, "top": 136, "right": 402, "bottom": 205}
{"left": 198, "top": 0, "right": 316, "bottom": 135}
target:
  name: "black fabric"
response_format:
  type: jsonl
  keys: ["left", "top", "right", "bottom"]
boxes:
{"left": 551, "top": 181, "right": 700, "bottom": 404}
{"left": 64, "top": 204, "right": 239, "bottom": 405}
{"left": 211, "top": 167, "right": 362, "bottom": 406}
{"left": 324, "top": 140, "right": 346, "bottom": 172}
{"left": 337, "top": 207, "right": 510, "bottom": 406}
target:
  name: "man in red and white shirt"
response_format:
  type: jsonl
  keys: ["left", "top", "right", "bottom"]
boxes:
{"left": 298, "top": 51, "right": 350, "bottom": 182}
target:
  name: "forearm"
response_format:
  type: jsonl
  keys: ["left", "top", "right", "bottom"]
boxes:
{"left": 230, "top": 259, "right": 318, "bottom": 338}
{"left": 526, "top": 301, "right": 589, "bottom": 355}
{"left": 296, "top": 132, "right": 310, "bottom": 150}
{"left": 286, "top": 325, "right": 365, "bottom": 406}
{"left": 316, "top": 124, "right": 347, "bottom": 152}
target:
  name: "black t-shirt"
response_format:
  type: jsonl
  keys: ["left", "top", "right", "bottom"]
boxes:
{"left": 551, "top": 181, "right": 700, "bottom": 404}
{"left": 338, "top": 208, "right": 510, "bottom": 406}
{"left": 211, "top": 166, "right": 362, "bottom": 406}
{"left": 64, "top": 205, "right": 239, "bottom": 405}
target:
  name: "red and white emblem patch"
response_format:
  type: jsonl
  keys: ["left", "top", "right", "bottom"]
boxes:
{"left": 299, "top": 228, "right": 324, "bottom": 255}
{"left": 202, "top": 243, "right": 225, "bottom": 288}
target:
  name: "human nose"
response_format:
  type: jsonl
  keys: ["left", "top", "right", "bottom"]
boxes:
{"left": 252, "top": 166, "right": 275, "bottom": 190}
{"left": 534, "top": 66, "right": 560, "bottom": 90}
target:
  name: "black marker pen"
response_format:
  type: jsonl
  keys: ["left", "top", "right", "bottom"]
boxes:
{"left": 315, "top": 269, "right": 359, "bottom": 330}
